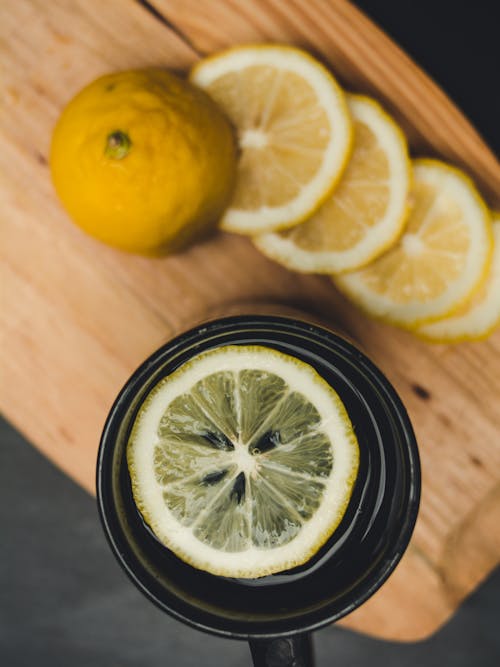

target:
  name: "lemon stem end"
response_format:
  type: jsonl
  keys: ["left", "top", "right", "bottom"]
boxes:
{"left": 105, "top": 131, "right": 131, "bottom": 159}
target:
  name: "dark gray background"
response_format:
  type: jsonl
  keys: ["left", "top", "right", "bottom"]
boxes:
{"left": 2, "top": 1, "right": 499, "bottom": 665}
{"left": 1, "top": 419, "right": 499, "bottom": 665}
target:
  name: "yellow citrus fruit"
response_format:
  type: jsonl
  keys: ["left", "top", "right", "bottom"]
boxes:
{"left": 190, "top": 45, "right": 353, "bottom": 235}
{"left": 334, "top": 159, "right": 493, "bottom": 328}
{"left": 416, "top": 213, "right": 500, "bottom": 342}
{"left": 50, "top": 69, "right": 237, "bottom": 254}
{"left": 127, "top": 345, "right": 359, "bottom": 578}
{"left": 255, "top": 94, "right": 411, "bottom": 273}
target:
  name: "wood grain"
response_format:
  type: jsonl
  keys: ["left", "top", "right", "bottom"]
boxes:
{"left": 1, "top": 0, "right": 499, "bottom": 642}
{"left": 0, "top": 0, "right": 339, "bottom": 485}
{"left": 155, "top": 0, "right": 500, "bottom": 207}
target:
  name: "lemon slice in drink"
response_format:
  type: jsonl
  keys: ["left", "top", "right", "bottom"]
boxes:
{"left": 255, "top": 94, "right": 411, "bottom": 273}
{"left": 127, "top": 345, "right": 359, "bottom": 578}
{"left": 190, "top": 45, "right": 352, "bottom": 235}
{"left": 334, "top": 159, "right": 493, "bottom": 328}
{"left": 416, "top": 214, "right": 500, "bottom": 342}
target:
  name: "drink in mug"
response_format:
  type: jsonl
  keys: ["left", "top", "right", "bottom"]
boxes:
{"left": 97, "top": 315, "right": 420, "bottom": 665}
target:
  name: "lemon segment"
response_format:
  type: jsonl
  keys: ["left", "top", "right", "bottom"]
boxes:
{"left": 416, "top": 215, "right": 500, "bottom": 342}
{"left": 127, "top": 345, "right": 359, "bottom": 578}
{"left": 333, "top": 159, "right": 493, "bottom": 328}
{"left": 255, "top": 94, "right": 411, "bottom": 273}
{"left": 190, "top": 45, "right": 353, "bottom": 235}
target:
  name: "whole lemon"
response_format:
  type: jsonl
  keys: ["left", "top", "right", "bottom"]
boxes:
{"left": 50, "top": 69, "right": 237, "bottom": 254}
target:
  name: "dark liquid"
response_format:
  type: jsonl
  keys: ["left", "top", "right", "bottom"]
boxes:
{"left": 99, "top": 316, "right": 419, "bottom": 637}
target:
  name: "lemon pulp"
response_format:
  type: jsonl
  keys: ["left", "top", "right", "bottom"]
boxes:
{"left": 255, "top": 94, "right": 411, "bottom": 273}
{"left": 417, "top": 215, "right": 500, "bottom": 341}
{"left": 127, "top": 345, "right": 359, "bottom": 578}
{"left": 190, "top": 45, "right": 352, "bottom": 234}
{"left": 334, "top": 159, "right": 493, "bottom": 328}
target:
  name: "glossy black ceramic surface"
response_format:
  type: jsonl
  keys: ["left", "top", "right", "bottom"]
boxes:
{"left": 97, "top": 316, "right": 420, "bottom": 639}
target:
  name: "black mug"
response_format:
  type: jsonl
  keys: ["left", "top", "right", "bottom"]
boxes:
{"left": 97, "top": 315, "right": 420, "bottom": 666}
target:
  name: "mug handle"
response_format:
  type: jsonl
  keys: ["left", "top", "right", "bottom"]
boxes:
{"left": 249, "top": 634, "right": 314, "bottom": 666}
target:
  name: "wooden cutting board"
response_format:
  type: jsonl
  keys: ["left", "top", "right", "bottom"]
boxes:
{"left": 1, "top": 0, "right": 499, "bottom": 642}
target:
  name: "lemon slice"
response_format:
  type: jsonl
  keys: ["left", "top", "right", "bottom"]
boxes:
{"left": 127, "top": 345, "right": 359, "bottom": 578}
{"left": 333, "top": 159, "right": 493, "bottom": 328}
{"left": 255, "top": 94, "right": 411, "bottom": 273}
{"left": 416, "top": 214, "right": 500, "bottom": 342}
{"left": 190, "top": 45, "right": 352, "bottom": 235}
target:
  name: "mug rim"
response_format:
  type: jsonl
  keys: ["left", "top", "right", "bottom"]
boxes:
{"left": 97, "top": 315, "right": 420, "bottom": 639}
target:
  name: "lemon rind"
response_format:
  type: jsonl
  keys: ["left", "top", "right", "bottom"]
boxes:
{"left": 127, "top": 344, "right": 359, "bottom": 578}
{"left": 333, "top": 159, "right": 494, "bottom": 329}
{"left": 414, "top": 216, "right": 500, "bottom": 342}
{"left": 254, "top": 94, "right": 412, "bottom": 273}
{"left": 190, "top": 45, "right": 353, "bottom": 235}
